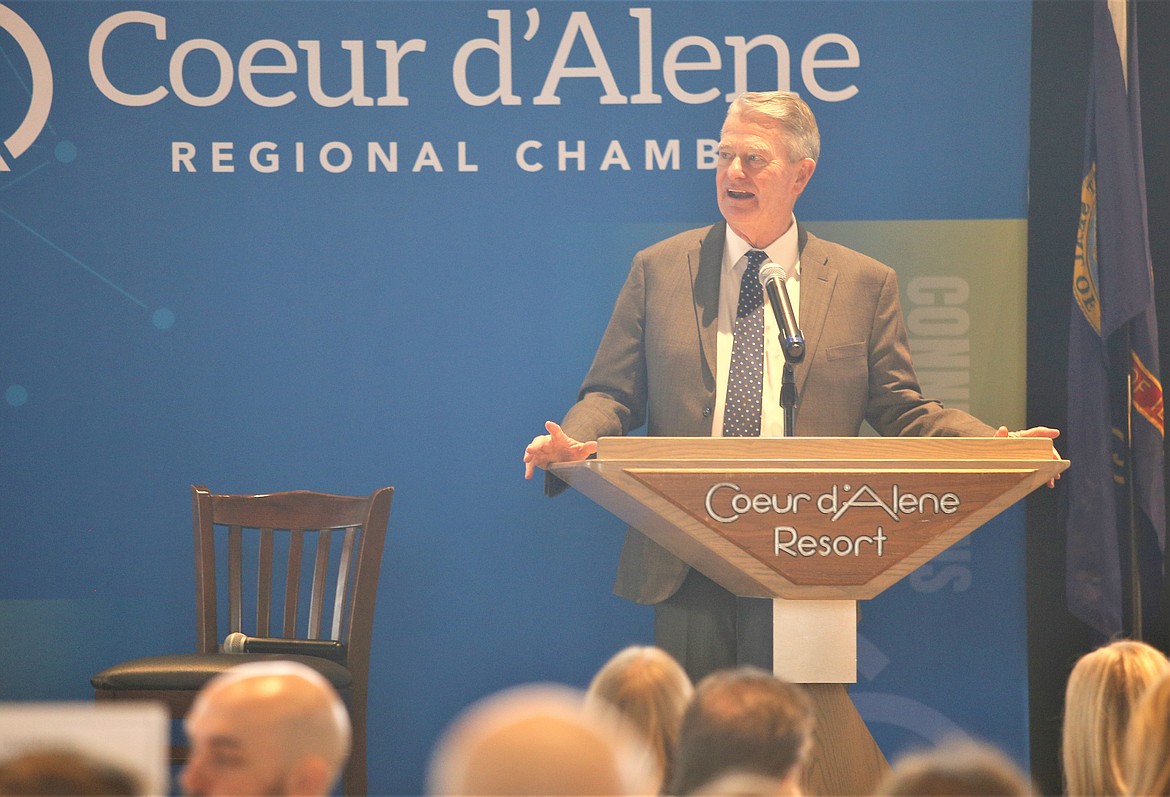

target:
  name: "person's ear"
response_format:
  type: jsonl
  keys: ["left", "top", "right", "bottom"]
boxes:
{"left": 283, "top": 755, "right": 332, "bottom": 797}
{"left": 793, "top": 158, "right": 817, "bottom": 194}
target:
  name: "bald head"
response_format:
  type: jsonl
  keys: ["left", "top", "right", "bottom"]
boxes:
{"left": 427, "top": 685, "right": 655, "bottom": 796}
{"left": 181, "top": 662, "right": 350, "bottom": 797}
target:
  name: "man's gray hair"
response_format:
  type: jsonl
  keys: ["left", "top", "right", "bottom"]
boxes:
{"left": 725, "top": 91, "right": 820, "bottom": 163}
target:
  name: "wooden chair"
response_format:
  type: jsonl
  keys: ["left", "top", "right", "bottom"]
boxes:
{"left": 91, "top": 484, "right": 393, "bottom": 796}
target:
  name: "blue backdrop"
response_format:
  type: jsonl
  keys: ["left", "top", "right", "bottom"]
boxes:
{"left": 1, "top": 2, "right": 1031, "bottom": 793}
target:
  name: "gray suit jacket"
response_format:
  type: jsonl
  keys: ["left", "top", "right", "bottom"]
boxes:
{"left": 551, "top": 222, "right": 995, "bottom": 604}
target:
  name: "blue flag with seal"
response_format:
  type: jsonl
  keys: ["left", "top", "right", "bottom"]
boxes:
{"left": 1066, "top": 0, "right": 1166, "bottom": 639}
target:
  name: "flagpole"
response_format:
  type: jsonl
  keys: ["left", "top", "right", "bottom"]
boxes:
{"left": 1127, "top": 345, "right": 1143, "bottom": 640}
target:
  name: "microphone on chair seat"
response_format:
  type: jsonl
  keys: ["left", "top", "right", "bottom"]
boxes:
{"left": 222, "top": 632, "right": 346, "bottom": 662}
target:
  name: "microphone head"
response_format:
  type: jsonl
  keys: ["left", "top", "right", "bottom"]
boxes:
{"left": 222, "top": 632, "right": 247, "bottom": 653}
{"left": 758, "top": 262, "right": 787, "bottom": 285}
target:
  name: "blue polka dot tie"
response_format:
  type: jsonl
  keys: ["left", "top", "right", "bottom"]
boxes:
{"left": 723, "top": 249, "right": 768, "bottom": 437}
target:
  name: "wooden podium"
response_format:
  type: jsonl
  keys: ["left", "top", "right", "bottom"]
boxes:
{"left": 551, "top": 436, "right": 1067, "bottom": 795}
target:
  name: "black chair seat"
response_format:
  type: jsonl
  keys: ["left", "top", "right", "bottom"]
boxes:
{"left": 91, "top": 653, "right": 353, "bottom": 691}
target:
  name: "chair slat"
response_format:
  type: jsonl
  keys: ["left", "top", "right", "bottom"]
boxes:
{"left": 332, "top": 527, "right": 358, "bottom": 641}
{"left": 308, "top": 529, "right": 332, "bottom": 639}
{"left": 284, "top": 530, "right": 304, "bottom": 637}
{"left": 192, "top": 487, "right": 218, "bottom": 654}
{"left": 210, "top": 493, "right": 370, "bottom": 530}
{"left": 257, "top": 528, "right": 274, "bottom": 636}
{"left": 100, "top": 484, "right": 394, "bottom": 797}
{"left": 228, "top": 525, "right": 243, "bottom": 635}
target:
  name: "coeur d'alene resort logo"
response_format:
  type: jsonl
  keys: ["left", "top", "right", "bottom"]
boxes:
{"left": 0, "top": 3, "right": 52, "bottom": 172}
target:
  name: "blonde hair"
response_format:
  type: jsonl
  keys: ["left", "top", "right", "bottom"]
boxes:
{"left": 585, "top": 646, "right": 693, "bottom": 791}
{"left": 725, "top": 91, "right": 820, "bottom": 163}
{"left": 1061, "top": 639, "right": 1169, "bottom": 795}
{"left": 1124, "top": 668, "right": 1170, "bottom": 796}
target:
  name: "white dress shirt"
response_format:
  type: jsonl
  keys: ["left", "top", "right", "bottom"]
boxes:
{"left": 714, "top": 218, "right": 802, "bottom": 437}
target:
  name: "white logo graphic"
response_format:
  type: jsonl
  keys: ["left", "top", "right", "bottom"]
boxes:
{"left": 0, "top": 3, "right": 52, "bottom": 172}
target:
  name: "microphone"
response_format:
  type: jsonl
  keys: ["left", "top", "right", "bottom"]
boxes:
{"left": 222, "top": 632, "right": 347, "bottom": 662}
{"left": 758, "top": 262, "right": 805, "bottom": 363}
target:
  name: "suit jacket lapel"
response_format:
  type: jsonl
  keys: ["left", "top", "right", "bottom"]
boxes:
{"left": 692, "top": 224, "right": 725, "bottom": 388}
{"left": 795, "top": 226, "right": 837, "bottom": 398}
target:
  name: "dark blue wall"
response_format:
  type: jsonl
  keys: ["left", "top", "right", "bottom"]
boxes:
{"left": 0, "top": 3, "right": 1031, "bottom": 793}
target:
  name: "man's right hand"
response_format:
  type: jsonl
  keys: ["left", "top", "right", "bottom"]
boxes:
{"left": 523, "top": 421, "right": 599, "bottom": 480}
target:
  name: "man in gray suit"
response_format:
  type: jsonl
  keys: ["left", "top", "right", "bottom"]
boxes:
{"left": 524, "top": 91, "right": 1057, "bottom": 680}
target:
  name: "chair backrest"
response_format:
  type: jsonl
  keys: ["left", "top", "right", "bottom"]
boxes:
{"left": 190, "top": 485, "right": 393, "bottom": 677}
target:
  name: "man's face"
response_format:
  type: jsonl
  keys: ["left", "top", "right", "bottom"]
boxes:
{"left": 181, "top": 690, "right": 292, "bottom": 797}
{"left": 715, "top": 112, "right": 815, "bottom": 248}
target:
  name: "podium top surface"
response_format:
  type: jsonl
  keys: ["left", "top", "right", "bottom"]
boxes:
{"left": 593, "top": 435, "right": 1062, "bottom": 464}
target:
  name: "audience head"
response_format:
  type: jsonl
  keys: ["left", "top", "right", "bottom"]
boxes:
{"left": 1062, "top": 638, "right": 1169, "bottom": 795}
{"left": 1124, "top": 667, "right": 1170, "bottom": 796}
{"left": 0, "top": 749, "right": 142, "bottom": 796}
{"left": 180, "top": 660, "right": 351, "bottom": 797}
{"left": 426, "top": 683, "right": 656, "bottom": 796}
{"left": 669, "top": 667, "right": 813, "bottom": 796}
{"left": 690, "top": 769, "right": 793, "bottom": 797}
{"left": 875, "top": 739, "right": 1034, "bottom": 797}
{"left": 585, "top": 645, "right": 693, "bottom": 790}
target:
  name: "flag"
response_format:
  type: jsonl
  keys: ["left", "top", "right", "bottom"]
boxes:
{"left": 1065, "top": 0, "right": 1166, "bottom": 639}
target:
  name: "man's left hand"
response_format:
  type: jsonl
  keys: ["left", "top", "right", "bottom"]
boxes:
{"left": 995, "top": 425, "right": 1062, "bottom": 487}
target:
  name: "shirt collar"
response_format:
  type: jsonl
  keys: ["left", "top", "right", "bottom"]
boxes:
{"left": 723, "top": 216, "right": 801, "bottom": 278}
